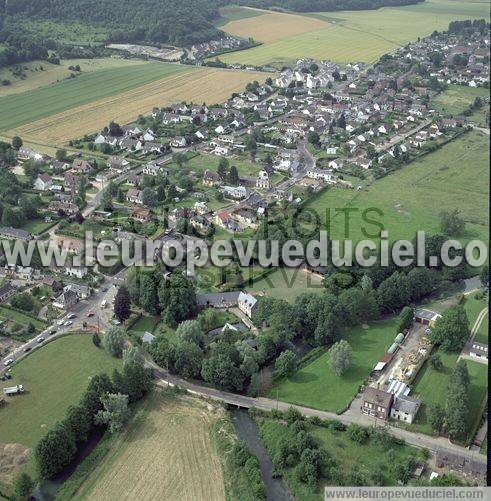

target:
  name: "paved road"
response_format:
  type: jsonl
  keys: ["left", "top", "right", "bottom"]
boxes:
{"left": 1, "top": 283, "right": 117, "bottom": 372}
{"left": 152, "top": 366, "right": 486, "bottom": 465}
{"left": 375, "top": 119, "right": 432, "bottom": 153}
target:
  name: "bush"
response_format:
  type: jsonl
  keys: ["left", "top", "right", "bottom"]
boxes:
{"left": 346, "top": 424, "right": 369, "bottom": 444}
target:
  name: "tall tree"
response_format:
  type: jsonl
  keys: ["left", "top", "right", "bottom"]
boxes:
{"left": 102, "top": 326, "right": 126, "bottom": 357}
{"left": 95, "top": 393, "right": 130, "bottom": 433}
{"left": 328, "top": 339, "right": 352, "bottom": 376}
{"left": 429, "top": 306, "right": 469, "bottom": 351}
{"left": 114, "top": 285, "right": 131, "bottom": 322}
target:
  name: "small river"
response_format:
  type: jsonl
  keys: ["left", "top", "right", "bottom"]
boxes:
{"left": 231, "top": 409, "right": 293, "bottom": 501}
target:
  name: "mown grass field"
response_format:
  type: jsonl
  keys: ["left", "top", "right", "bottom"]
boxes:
{"left": 74, "top": 392, "right": 226, "bottom": 501}
{"left": 432, "top": 84, "right": 489, "bottom": 127}
{"left": 2, "top": 67, "right": 271, "bottom": 145}
{"left": 0, "top": 335, "right": 121, "bottom": 448}
{"left": 303, "top": 131, "right": 489, "bottom": 245}
{"left": 0, "top": 58, "right": 147, "bottom": 97}
{"left": 218, "top": 0, "right": 490, "bottom": 66}
{"left": 247, "top": 267, "right": 325, "bottom": 302}
{"left": 269, "top": 317, "right": 399, "bottom": 412}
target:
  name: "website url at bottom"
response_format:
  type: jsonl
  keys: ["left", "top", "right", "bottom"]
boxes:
{"left": 324, "top": 487, "right": 488, "bottom": 501}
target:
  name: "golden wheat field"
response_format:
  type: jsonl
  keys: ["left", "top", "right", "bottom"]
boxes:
{"left": 221, "top": 7, "right": 328, "bottom": 43}
{"left": 4, "top": 67, "right": 271, "bottom": 145}
{"left": 75, "top": 392, "right": 226, "bottom": 501}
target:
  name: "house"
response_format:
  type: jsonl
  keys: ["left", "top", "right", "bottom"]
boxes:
{"left": 360, "top": 387, "right": 393, "bottom": 420}
{"left": 48, "top": 201, "right": 79, "bottom": 215}
{"left": 72, "top": 159, "right": 93, "bottom": 174}
{"left": 328, "top": 158, "right": 343, "bottom": 170}
{"left": 355, "top": 157, "right": 372, "bottom": 169}
{"left": 306, "top": 168, "right": 337, "bottom": 184}
{"left": 126, "top": 188, "right": 143, "bottom": 205}
{"left": 0, "top": 227, "right": 32, "bottom": 241}
{"left": 142, "top": 331, "right": 156, "bottom": 344}
{"left": 53, "top": 288, "right": 78, "bottom": 310}
{"left": 107, "top": 156, "right": 130, "bottom": 172}
{"left": 203, "top": 170, "right": 222, "bottom": 187}
{"left": 171, "top": 136, "right": 187, "bottom": 148}
{"left": 64, "top": 283, "right": 90, "bottom": 299}
{"left": 222, "top": 186, "right": 248, "bottom": 200}
{"left": 57, "top": 236, "right": 84, "bottom": 254}
{"left": 65, "top": 265, "right": 88, "bottom": 279}
{"left": 0, "top": 283, "right": 16, "bottom": 303}
{"left": 256, "top": 170, "right": 270, "bottom": 189}
{"left": 237, "top": 291, "right": 257, "bottom": 318}
{"left": 34, "top": 173, "right": 53, "bottom": 191}
{"left": 142, "top": 163, "right": 162, "bottom": 176}
{"left": 469, "top": 341, "right": 488, "bottom": 361}
{"left": 132, "top": 207, "right": 151, "bottom": 223}
{"left": 414, "top": 309, "right": 441, "bottom": 327}
{"left": 234, "top": 208, "right": 258, "bottom": 228}
{"left": 390, "top": 395, "right": 421, "bottom": 424}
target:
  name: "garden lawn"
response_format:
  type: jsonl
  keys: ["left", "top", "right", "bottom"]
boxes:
{"left": 303, "top": 131, "right": 489, "bottom": 245}
{"left": 269, "top": 317, "right": 399, "bottom": 412}
{"left": 462, "top": 291, "right": 489, "bottom": 344}
{"left": 410, "top": 351, "right": 488, "bottom": 442}
{"left": 247, "top": 267, "right": 325, "bottom": 302}
{"left": 0, "top": 335, "right": 121, "bottom": 447}
{"left": 0, "top": 306, "right": 47, "bottom": 330}
{"left": 432, "top": 85, "right": 489, "bottom": 127}
{"left": 129, "top": 315, "right": 160, "bottom": 334}
{"left": 20, "top": 218, "right": 56, "bottom": 235}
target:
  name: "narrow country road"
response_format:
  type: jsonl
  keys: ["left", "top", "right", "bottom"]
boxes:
{"left": 151, "top": 365, "right": 486, "bottom": 466}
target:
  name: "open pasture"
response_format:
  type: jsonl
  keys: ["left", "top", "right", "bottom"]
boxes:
{"left": 218, "top": 0, "right": 490, "bottom": 66}
{"left": 303, "top": 131, "right": 489, "bottom": 245}
{"left": 0, "top": 335, "right": 120, "bottom": 448}
{"left": 2, "top": 67, "right": 270, "bottom": 145}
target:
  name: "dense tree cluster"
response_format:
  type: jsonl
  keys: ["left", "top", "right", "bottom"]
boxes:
{"left": 125, "top": 268, "right": 197, "bottom": 327}
{"left": 428, "top": 305, "right": 469, "bottom": 351}
{"left": 2, "top": 0, "right": 223, "bottom": 49}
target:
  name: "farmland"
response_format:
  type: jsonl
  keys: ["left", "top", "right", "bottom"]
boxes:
{"left": 269, "top": 317, "right": 399, "bottom": 412}
{"left": 218, "top": 0, "right": 490, "bottom": 66}
{"left": 0, "top": 58, "right": 145, "bottom": 97}
{"left": 0, "top": 335, "right": 121, "bottom": 448}
{"left": 1, "top": 66, "right": 270, "bottom": 146}
{"left": 74, "top": 392, "right": 226, "bottom": 501}
{"left": 303, "top": 131, "right": 489, "bottom": 245}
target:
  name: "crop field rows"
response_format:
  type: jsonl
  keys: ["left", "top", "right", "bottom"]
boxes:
{"left": 1, "top": 67, "right": 270, "bottom": 145}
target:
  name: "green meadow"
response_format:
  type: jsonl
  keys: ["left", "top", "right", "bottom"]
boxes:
{"left": 0, "top": 335, "right": 121, "bottom": 447}
{"left": 304, "top": 131, "right": 489, "bottom": 245}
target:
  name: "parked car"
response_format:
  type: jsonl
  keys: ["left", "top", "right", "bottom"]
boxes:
{"left": 3, "top": 359, "right": 13, "bottom": 367}
{"left": 112, "top": 319, "right": 121, "bottom": 325}
{"left": 87, "top": 312, "right": 95, "bottom": 318}
{"left": 23, "top": 346, "right": 31, "bottom": 353}
{"left": 57, "top": 318, "right": 66, "bottom": 326}
{"left": 64, "top": 320, "right": 73, "bottom": 327}
{"left": 37, "top": 337, "right": 45, "bottom": 343}
{"left": 48, "top": 329, "right": 57, "bottom": 335}
{"left": 67, "top": 313, "right": 77, "bottom": 320}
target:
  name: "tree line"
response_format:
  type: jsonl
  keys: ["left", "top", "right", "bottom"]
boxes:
{"left": 34, "top": 345, "right": 152, "bottom": 480}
